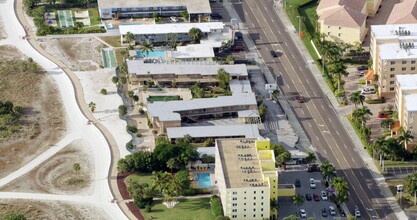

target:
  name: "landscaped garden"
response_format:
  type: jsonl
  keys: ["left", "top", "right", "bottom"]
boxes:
{"left": 147, "top": 95, "right": 182, "bottom": 103}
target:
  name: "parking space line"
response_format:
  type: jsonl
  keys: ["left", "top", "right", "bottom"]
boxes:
{"left": 321, "top": 104, "right": 324, "bottom": 110}
{"left": 271, "top": 18, "right": 274, "bottom": 23}
{"left": 324, "top": 149, "right": 327, "bottom": 154}
{"left": 352, "top": 158, "right": 355, "bottom": 163}
{"left": 336, "top": 131, "right": 340, "bottom": 136}
{"left": 300, "top": 109, "right": 304, "bottom": 114}
{"left": 292, "top": 54, "right": 295, "bottom": 59}
{"left": 306, "top": 79, "right": 310, "bottom": 84}
{"left": 316, "top": 136, "right": 319, "bottom": 141}
{"left": 245, "top": 11, "right": 248, "bottom": 16}
{"left": 359, "top": 171, "right": 363, "bottom": 176}
{"left": 308, "top": 122, "right": 312, "bottom": 128}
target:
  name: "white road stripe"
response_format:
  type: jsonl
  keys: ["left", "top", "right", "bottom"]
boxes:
{"left": 284, "top": 42, "right": 287, "bottom": 46}
{"left": 245, "top": 11, "right": 248, "bottom": 16}
{"left": 336, "top": 131, "right": 339, "bottom": 136}
{"left": 306, "top": 79, "right": 310, "bottom": 84}
{"left": 300, "top": 110, "right": 304, "bottom": 114}
{"left": 324, "top": 149, "right": 327, "bottom": 154}
{"left": 376, "top": 200, "right": 380, "bottom": 204}
{"left": 316, "top": 136, "right": 319, "bottom": 140}
{"left": 271, "top": 18, "right": 275, "bottom": 23}
{"left": 343, "top": 144, "right": 347, "bottom": 149}
{"left": 329, "top": 118, "right": 332, "bottom": 122}
{"left": 278, "top": 30, "right": 281, "bottom": 34}
{"left": 286, "top": 84, "right": 290, "bottom": 88}
{"left": 252, "top": 23, "right": 255, "bottom": 28}
{"left": 352, "top": 158, "right": 355, "bottom": 163}
{"left": 321, "top": 104, "right": 324, "bottom": 110}
{"left": 299, "top": 66, "right": 302, "bottom": 71}
{"left": 292, "top": 54, "right": 295, "bottom": 59}
{"left": 309, "top": 123, "right": 312, "bottom": 128}
{"left": 359, "top": 171, "right": 363, "bottom": 176}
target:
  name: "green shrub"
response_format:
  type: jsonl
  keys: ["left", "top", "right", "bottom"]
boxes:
{"left": 100, "top": 88, "right": 107, "bottom": 95}
{"left": 334, "top": 89, "right": 345, "bottom": 97}
{"left": 126, "top": 125, "right": 138, "bottom": 133}
{"left": 133, "top": 95, "right": 139, "bottom": 102}
{"left": 126, "top": 140, "right": 134, "bottom": 150}
{"left": 136, "top": 133, "right": 142, "bottom": 138}
{"left": 138, "top": 108, "right": 145, "bottom": 115}
{"left": 365, "top": 97, "right": 385, "bottom": 104}
{"left": 127, "top": 90, "right": 134, "bottom": 98}
{"left": 145, "top": 205, "right": 152, "bottom": 213}
{"left": 210, "top": 195, "right": 224, "bottom": 217}
{"left": 119, "top": 105, "right": 127, "bottom": 116}
{"left": 134, "top": 197, "right": 153, "bottom": 209}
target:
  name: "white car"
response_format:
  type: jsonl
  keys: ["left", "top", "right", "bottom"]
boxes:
{"left": 355, "top": 209, "right": 361, "bottom": 217}
{"left": 329, "top": 206, "right": 336, "bottom": 216}
{"left": 309, "top": 178, "right": 316, "bottom": 189}
{"left": 320, "top": 191, "right": 328, "bottom": 200}
{"left": 361, "top": 87, "right": 376, "bottom": 94}
{"left": 170, "top": 16, "right": 178, "bottom": 22}
{"left": 300, "top": 209, "right": 307, "bottom": 218}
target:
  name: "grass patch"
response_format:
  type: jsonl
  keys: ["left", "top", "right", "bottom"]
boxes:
{"left": 88, "top": 7, "right": 101, "bottom": 25}
{"left": 147, "top": 95, "right": 182, "bottom": 103}
{"left": 115, "top": 48, "right": 126, "bottom": 67}
{"left": 384, "top": 161, "right": 417, "bottom": 167}
{"left": 100, "top": 36, "right": 122, "bottom": 47}
{"left": 142, "top": 198, "right": 215, "bottom": 220}
{"left": 386, "top": 179, "right": 417, "bottom": 211}
{"left": 126, "top": 172, "right": 153, "bottom": 185}
{"left": 65, "top": 177, "right": 84, "bottom": 185}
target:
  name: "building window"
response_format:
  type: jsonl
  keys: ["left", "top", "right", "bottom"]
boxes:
{"left": 244, "top": 197, "right": 246, "bottom": 200}
{"left": 253, "top": 214, "right": 256, "bottom": 218}
{"left": 253, "top": 202, "right": 256, "bottom": 205}
{"left": 390, "top": 81, "right": 395, "bottom": 85}
{"left": 244, "top": 209, "right": 246, "bottom": 211}
{"left": 391, "top": 68, "right": 395, "bottom": 71}
{"left": 261, "top": 202, "right": 264, "bottom": 205}
{"left": 254, "top": 197, "right": 256, "bottom": 200}
{"left": 232, "top": 198, "right": 237, "bottom": 201}
{"left": 253, "top": 208, "right": 256, "bottom": 212}
{"left": 328, "top": 32, "right": 330, "bottom": 35}
{"left": 402, "top": 67, "right": 406, "bottom": 71}
{"left": 261, "top": 197, "right": 264, "bottom": 199}
{"left": 339, "top": 26, "right": 341, "bottom": 29}
{"left": 412, "top": 60, "right": 416, "bottom": 64}
{"left": 402, "top": 61, "right": 407, "bottom": 64}
{"left": 244, "top": 215, "right": 246, "bottom": 217}
{"left": 328, "top": 26, "right": 330, "bottom": 28}
{"left": 261, "top": 191, "right": 264, "bottom": 194}
{"left": 244, "top": 203, "right": 246, "bottom": 205}
{"left": 261, "top": 208, "right": 264, "bottom": 211}
{"left": 412, "top": 67, "right": 416, "bottom": 71}
{"left": 390, "top": 87, "right": 395, "bottom": 91}
{"left": 254, "top": 191, "right": 256, "bottom": 194}
{"left": 244, "top": 191, "right": 246, "bottom": 194}
{"left": 391, "top": 61, "right": 396, "bottom": 65}
{"left": 232, "top": 215, "right": 237, "bottom": 218}
{"left": 338, "top": 33, "right": 341, "bottom": 37}
{"left": 232, "top": 192, "right": 237, "bottom": 195}
{"left": 233, "top": 209, "right": 237, "bottom": 212}
{"left": 232, "top": 203, "right": 237, "bottom": 206}
{"left": 261, "top": 214, "right": 264, "bottom": 217}
{"left": 390, "top": 74, "right": 395, "bottom": 78}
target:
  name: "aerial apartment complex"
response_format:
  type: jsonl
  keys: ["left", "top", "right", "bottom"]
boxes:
{"left": 214, "top": 138, "right": 278, "bottom": 220}
{"left": 370, "top": 23, "right": 417, "bottom": 96}
{"left": 316, "top": 0, "right": 382, "bottom": 44}
{"left": 395, "top": 75, "right": 417, "bottom": 149}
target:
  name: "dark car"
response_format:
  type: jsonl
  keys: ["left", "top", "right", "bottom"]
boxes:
{"left": 232, "top": 45, "right": 245, "bottom": 52}
{"left": 357, "top": 65, "right": 368, "bottom": 71}
{"left": 234, "top": 31, "right": 243, "bottom": 40}
{"left": 340, "top": 210, "right": 346, "bottom": 217}
{"left": 305, "top": 193, "right": 312, "bottom": 201}
{"left": 307, "top": 164, "right": 320, "bottom": 172}
{"left": 295, "top": 179, "right": 301, "bottom": 187}
{"left": 321, "top": 208, "right": 328, "bottom": 217}
{"left": 313, "top": 193, "right": 320, "bottom": 201}
{"left": 270, "top": 50, "right": 278, "bottom": 57}
{"left": 295, "top": 94, "right": 304, "bottom": 103}
{"left": 210, "top": 13, "right": 222, "bottom": 20}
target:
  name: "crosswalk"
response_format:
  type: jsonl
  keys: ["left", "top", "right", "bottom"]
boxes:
{"left": 263, "top": 121, "right": 279, "bottom": 130}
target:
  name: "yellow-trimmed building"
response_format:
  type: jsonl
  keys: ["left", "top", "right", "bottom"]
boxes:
{"left": 214, "top": 138, "right": 280, "bottom": 219}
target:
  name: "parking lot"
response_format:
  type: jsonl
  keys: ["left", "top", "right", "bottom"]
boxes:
{"left": 278, "top": 167, "right": 345, "bottom": 219}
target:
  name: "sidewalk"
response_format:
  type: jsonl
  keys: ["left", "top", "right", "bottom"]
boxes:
{"left": 274, "top": 3, "right": 407, "bottom": 220}
{"left": 13, "top": 1, "right": 135, "bottom": 220}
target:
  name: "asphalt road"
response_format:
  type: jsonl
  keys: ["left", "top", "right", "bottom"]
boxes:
{"left": 231, "top": 0, "right": 397, "bottom": 219}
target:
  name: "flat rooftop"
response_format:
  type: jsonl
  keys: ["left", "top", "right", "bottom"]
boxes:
{"left": 127, "top": 60, "right": 248, "bottom": 77}
{"left": 172, "top": 44, "right": 215, "bottom": 59}
{"left": 230, "top": 80, "right": 252, "bottom": 94}
{"left": 98, "top": 0, "right": 212, "bottom": 14}
{"left": 147, "top": 93, "right": 257, "bottom": 121}
{"left": 372, "top": 24, "right": 417, "bottom": 40}
{"left": 216, "top": 138, "right": 267, "bottom": 188}
{"left": 379, "top": 43, "right": 417, "bottom": 60}
{"left": 167, "top": 124, "right": 261, "bottom": 139}
{"left": 396, "top": 75, "right": 417, "bottom": 90}
{"left": 119, "top": 22, "right": 224, "bottom": 35}
{"left": 405, "top": 94, "right": 417, "bottom": 112}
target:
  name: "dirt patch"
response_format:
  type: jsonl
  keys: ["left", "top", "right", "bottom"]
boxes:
{"left": 39, "top": 37, "right": 105, "bottom": 71}
{"left": 0, "top": 46, "right": 66, "bottom": 179}
{"left": 0, "top": 140, "right": 93, "bottom": 195}
{"left": 0, "top": 200, "right": 110, "bottom": 219}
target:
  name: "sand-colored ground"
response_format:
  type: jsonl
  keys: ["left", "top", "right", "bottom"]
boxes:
{"left": 39, "top": 37, "right": 105, "bottom": 71}
{"left": 0, "top": 139, "right": 94, "bottom": 195}
{"left": 0, "top": 199, "right": 110, "bottom": 220}
{"left": 0, "top": 45, "right": 66, "bottom": 179}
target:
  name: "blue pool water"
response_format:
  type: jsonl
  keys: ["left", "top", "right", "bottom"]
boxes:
{"left": 197, "top": 173, "right": 213, "bottom": 188}
{"left": 136, "top": 50, "right": 166, "bottom": 57}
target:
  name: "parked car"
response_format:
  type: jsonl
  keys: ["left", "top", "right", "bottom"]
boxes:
{"left": 313, "top": 193, "right": 320, "bottom": 201}
{"left": 300, "top": 209, "right": 307, "bottom": 218}
{"left": 321, "top": 208, "right": 328, "bottom": 217}
{"left": 305, "top": 193, "right": 312, "bottom": 201}
{"left": 307, "top": 164, "right": 320, "bottom": 172}
{"left": 357, "top": 65, "right": 368, "bottom": 71}
{"left": 295, "top": 179, "right": 301, "bottom": 187}
{"left": 378, "top": 111, "right": 392, "bottom": 118}
{"left": 340, "top": 210, "right": 346, "bottom": 217}
{"left": 355, "top": 209, "right": 361, "bottom": 217}
{"left": 329, "top": 206, "right": 337, "bottom": 216}
{"left": 270, "top": 50, "right": 278, "bottom": 57}
{"left": 232, "top": 45, "right": 245, "bottom": 52}
{"left": 358, "top": 71, "right": 365, "bottom": 77}
{"left": 295, "top": 94, "right": 304, "bottom": 103}
{"left": 170, "top": 16, "right": 178, "bottom": 22}
{"left": 210, "top": 13, "right": 222, "bottom": 20}
{"left": 234, "top": 31, "right": 243, "bottom": 40}
{"left": 361, "top": 87, "right": 376, "bottom": 94}
{"left": 309, "top": 178, "right": 316, "bottom": 189}
{"left": 320, "top": 191, "right": 328, "bottom": 200}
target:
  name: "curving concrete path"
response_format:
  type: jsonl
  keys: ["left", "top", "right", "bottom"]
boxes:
{"left": 0, "top": 0, "right": 135, "bottom": 219}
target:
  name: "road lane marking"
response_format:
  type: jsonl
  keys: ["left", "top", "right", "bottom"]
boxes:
{"left": 316, "top": 136, "right": 319, "bottom": 140}
{"left": 306, "top": 79, "right": 310, "bottom": 84}
{"left": 329, "top": 118, "right": 332, "bottom": 122}
{"left": 309, "top": 122, "right": 312, "bottom": 128}
{"left": 300, "top": 109, "right": 304, "bottom": 114}
{"left": 284, "top": 42, "right": 287, "bottom": 46}
{"left": 321, "top": 104, "right": 324, "bottom": 110}
{"left": 376, "top": 200, "right": 380, "bottom": 204}
{"left": 252, "top": 23, "right": 255, "bottom": 28}
{"left": 245, "top": 11, "right": 248, "bottom": 16}
{"left": 292, "top": 54, "right": 295, "bottom": 59}
{"left": 245, "top": 4, "right": 379, "bottom": 218}
{"left": 324, "top": 149, "right": 327, "bottom": 154}
{"left": 336, "top": 131, "right": 339, "bottom": 136}
{"left": 359, "top": 171, "right": 363, "bottom": 176}
{"left": 271, "top": 18, "right": 274, "bottom": 23}
{"left": 343, "top": 144, "right": 347, "bottom": 149}
{"left": 352, "top": 158, "right": 355, "bottom": 163}
{"left": 299, "top": 66, "right": 302, "bottom": 71}
{"left": 286, "top": 84, "right": 289, "bottom": 88}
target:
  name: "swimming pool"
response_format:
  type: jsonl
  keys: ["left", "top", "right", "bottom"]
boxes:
{"left": 136, "top": 50, "right": 166, "bottom": 57}
{"left": 197, "top": 173, "right": 213, "bottom": 188}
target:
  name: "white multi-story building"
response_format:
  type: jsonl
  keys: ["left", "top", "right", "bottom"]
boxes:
{"left": 214, "top": 138, "right": 278, "bottom": 220}
{"left": 370, "top": 24, "right": 417, "bottom": 96}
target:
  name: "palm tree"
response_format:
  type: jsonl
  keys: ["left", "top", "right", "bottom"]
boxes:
{"left": 276, "top": 151, "right": 291, "bottom": 170}
{"left": 399, "top": 128, "right": 414, "bottom": 149}
{"left": 141, "top": 40, "right": 155, "bottom": 58}
{"left": 381, "top": 118, "right": 394, "bottom": 131}
{"left": 331, "top": 177, "right": 349, "bottom": 205}
{"left": 305, "top": 151, "right": 317, "bottom": 164}
{"left": 354, "top": 106, "right": 373, "bottom": 127}
{"left": 270, "top": 198, "right": 278, "bottom": 218}
{"left": 292, "top": 194, "right": 304, "bottom": 213}
{"left": 72, "top": 163, "right": 81, "bottom": 174}
{"left": 328, "top": 62, "right": 348, "bottom": 90}
{"left": 320, "top": 160, "right": 336, "bottom": 181}
{"left": 188, "top": 27, "right": 203, "bottom": 43}
{"left": 120, "top": 49, "right": 127, "bottom": 61}
{"left": 349, "top": 91, "right": 365, "bottom": 108}
{"left": 406, "top": 173, "right": 417, "bottom": 205}
{"left": 88, "top": 102, "right": 96, "bottom": 112}
{"left": 151, "top": 171, "right": 170, "bottom": 194}
{"left": 354, "top": 41, "right": 364, "bottom": 54}
{"left": 125, "top": 32, "right": 135, "bottom": 46}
